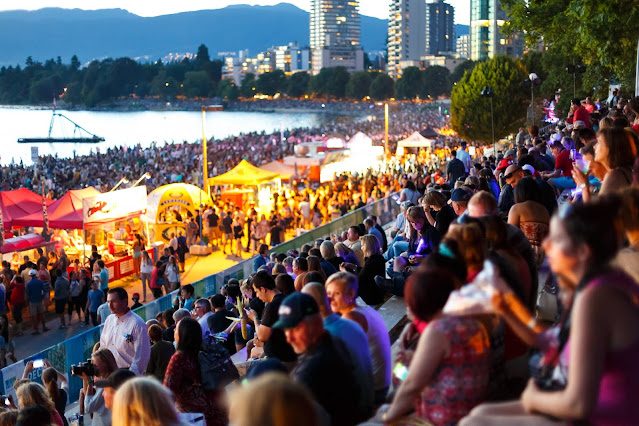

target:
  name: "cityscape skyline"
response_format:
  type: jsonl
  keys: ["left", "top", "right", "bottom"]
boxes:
{"left": 0, "top": 0, "right": 471, "bottom": 25}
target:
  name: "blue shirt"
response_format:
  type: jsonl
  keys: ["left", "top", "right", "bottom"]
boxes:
{"left": 26, "top": 278, "right": 45, "bottom": 304}
{"left": 88, "top": 289, "right": 105, "bottom": 313}
{"left": 369, "top": 227, "right": 384, "bottom": 248}
{"left": 253, "top": 255, "right": 268, "bottom": 272}
{"left": 183, "top": 297, "right": 195, "bottom": 311}
{"left": 99, "top": 268, "right": 109, "bottom": 291}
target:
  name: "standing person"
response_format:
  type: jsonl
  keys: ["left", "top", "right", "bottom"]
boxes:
{"left": 299, "top": 197, "right": 311, "bottom": 229}
{"left": 165, "top": 257, "right": 180, "bottom": 292}
{"left": 99, "top": 287, "right": 151, "bottom": 374}
{"left": 169, "top": 232, "right": 178, "bottom": 252}
{"left": 131, "top": 234, "right": 143, "bottom": 276}
{"left": 79, "top": 269, "right": 90, "bottom": 326}
{"left": 176, "top": 231, "right": 187, "bottom": 273}
{"left": 457, "top": 141, "right": 472, "bottom": 174}
{"left": 187, "top": 218, "right": 199, "bottom": 246}
{"left": 37, "top": 262, "right": 52, "bottom": 312}
{"left": 26, "top": 269, "right": 48, "bottom": 335}
{"left": 86, "top": 280, "right": 105, "bottom": 327}
{"left": 139, "top": 251, "right": 153, "bottom": 303}
{"left": 149, "top": 262, "right": 165, "bottom": 300}
{"left": 68, "top": 271, "right": 84, "bottom": 326}
{"left": 164, "top": 317, "right": 228, "bottom": 426}
{"left": 53, "top": 270, "right": 70, "bottom": 329}
{"left": 145, "top": 324, "right": 175, "bottom": 382}
{"left": 222, "top": 210, "right": 233, "bottom": 255}
{"left": 9, "top": 276, "right": 26, "bottom": 336}
{"left": 447, "top": 150, "right": 467, "bottom": 187}
{"left": 207, "top": 207, "right": 220, "bottom": 248}
{"left": 97, "top": 260, "right": 109, "bottom": 293}
{"left": 232, "top": 213, "right": 244, "bottom": 258}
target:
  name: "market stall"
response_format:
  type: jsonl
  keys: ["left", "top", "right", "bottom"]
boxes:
{"left": 14, "top": 186, "right": 151, "bottom": 282}
{"left": 396, "top": 131, "right": 435, "bottom": 156}
{"left": 0, "top": 234, "right": 56, "bottom": 265}
{"left": 0, "top": 188, "right": 54, "bottom": 230}
{"left": 260, "top": 160, "right": 298, "bottom": 183}
{"left": 208, "top": 160, "right": 281, "bottom": 214}
{"left": 146, "top": 183, "right": 212, "bottom": 244}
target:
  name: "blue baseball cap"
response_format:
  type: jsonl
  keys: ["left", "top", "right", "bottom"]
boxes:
{"left": 273, "top": 293, "right": 319, "bottom": 329}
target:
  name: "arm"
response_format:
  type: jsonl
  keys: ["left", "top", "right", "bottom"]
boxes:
{"left": 521, "top": 287, "right": 609, "bottom": 419}
{"left": 84, "top": 387, "right": 102, "bottom": 413}
{"left": 43, "top": 360, "right": 68, "bottom": 391}
{"left": 129, "top": 322, "right": 151, "bottom": 375}
{"left": 424, "top": 207, "right": 436, "bottom": 227}
{"left": 22, "top": 361, "right": 34, "bottom": 379}
{"left": 492, "top": 292, "right": 544, "bottom": 347}
{"left": 384, "top": 324, "right": 447, "bottom": 422}
{"left": 507, "top": 204, "right": 521, "bottom": 228}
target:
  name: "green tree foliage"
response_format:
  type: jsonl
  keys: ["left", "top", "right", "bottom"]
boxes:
{"left": 421, "top": 65, "right": 451, "bottom": 99}
{"left": 311, "top": 67, "right": 350, "bottom": 98}
{"left": 369, "top": 73, "right": 394, "bottom": 100}
{"left": 218, "top": 79, "right": 239, "bottom": 100}
{"left": 394, "top": 67, "right": 422, "bottom": 100}
{"left": 450, "top": 56, "right": 528, "bottom": 144}
{"left": 240, "top": 73, "right": 257, "bottom": 98}
{"left": 183, "top": 71, "right": 212, "bottom": 98}
{"left": 286, "top": 72, "right": 310, "bottom": 98}
{"left": 346, "top": 71, "right": 372, "bottom": 100}
{"left": 502, "top": 0, "right": 639, "bottom": 95}
{"left": 450, "top": 60, "right": 476, "bottom": 85}
{"left": 256, "top": 70, "right": 286, "bottom": 96}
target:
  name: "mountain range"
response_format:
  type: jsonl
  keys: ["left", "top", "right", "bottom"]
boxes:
{"left": 0, "top": 3, "right": 469, "bottom": 67}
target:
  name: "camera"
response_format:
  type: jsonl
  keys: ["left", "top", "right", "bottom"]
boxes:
{"left": 70, "top": 360, "right": 96, "bottom": 377}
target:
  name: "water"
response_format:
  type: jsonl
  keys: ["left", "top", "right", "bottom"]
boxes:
{"left": 0, "top": 107, "right": 330, "bottom": 165}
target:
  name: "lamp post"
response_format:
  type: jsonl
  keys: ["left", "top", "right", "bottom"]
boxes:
{"left": 481, "top": 86, "right": 496, "bottom": 157}
{"left": 524, "top": 73, "right": 542, "bottom": 125}
{"left": 566, "top": 64, "right": 586, "bottom": 99}
{"left": 384, "top": 103, "right": 389, "bottom": 156}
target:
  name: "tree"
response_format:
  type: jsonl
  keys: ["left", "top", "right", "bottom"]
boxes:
{"left": 346, "top": 71, "right": 372, "bottom": 99}
{"left": 240, "top": 73, "right": 257, "bottom": 98}
{"left": 502, "top": 0, "right": 639, "bottom": 96}
{"left": 286, "top": 72, "right": 310, "bottom": 98}
{"left": 195, "top": 44, "right": 211, "bottom": 69}
{"left": 256, "top": 70, "right": 286, "bottom": 96}
{"left": 450, "top": 56, "right": 528, "bottom": 144}
{"left": 218, "top": 79, "right": 239, "bottom": 100}
{"left": 450, "top": 60, "right": 476, "bottom": 85}
{"left": 312, "top": 67, "right": 350, "bottom": 98}
{"left": 183, "top": 70, "right": 211, "bottom": 98}
{"left": 394, "top": 66, "right": 422, "bottom": 100}
{"left": 421, "top": 65, "right": 451, "bottom": 98}
{"left": 369, "top": 73, "right": 394, "bottom": 100}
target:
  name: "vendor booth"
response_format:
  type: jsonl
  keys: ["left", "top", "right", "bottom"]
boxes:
{"left": 208, "top": 160, "right": 281, "bottom": 214}
{"left": 260, "top": 160, "right": 298, "bottom": 183}
{"left": 396, "top": 131, "right": 435, "bottom": 156}
{"left": 0, "top": 188, "right": 54, "bottom": 230}
{"left": 147, "top": 183, "right": 213, "bottom": 244}
{"left": 14, "top": 186, "right": 150, "bottom": 282}
{"left": 1, "top": 234, "right": 57, "bottom": 266}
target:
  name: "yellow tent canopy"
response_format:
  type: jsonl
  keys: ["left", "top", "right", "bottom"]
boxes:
{"left": 208, "top": 159, "right": 280, "bottom": 186}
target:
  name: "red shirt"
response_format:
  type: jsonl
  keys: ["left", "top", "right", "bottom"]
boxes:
{"left": 10, "top": 281, "right": 26, "bottom": 305}
{"left": 567, "top": 106, "right": 591, "bottom": 128}
{"left": 555, "top": 149, "right": 573, "bottom": 177}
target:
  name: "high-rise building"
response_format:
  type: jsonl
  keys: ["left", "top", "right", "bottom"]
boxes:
{"left": 310, "top": 0, "right": 364, "bottom": 75}
{"left": 275, "top": 43, "right": 310, "bottom": 75}
{"left": 470, "top": 0, "right": 523, "bottom": 60}
{"left": 425, "top": 0, "right": 455, "bottom": 56}
{"left": 387, "top": 0, "right": 427, "bottom": 79}
{"left": 456, "top": 34, "right": 470, "bottom": 58}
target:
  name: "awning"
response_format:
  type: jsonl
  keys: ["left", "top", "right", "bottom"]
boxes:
{"left": 259, "top": 161, "right": 298, "bottom": 181}
{"left": 419, "top": 127, "right": 439, "bottom": 139}
{"left": 14, "top": 187, "right": 100, "bottom": 229}
{"left": 397, "top": 131, "right": 435, "bottom": 149}
{"left": 208, "top": 160, "right": 280, "bottom": 186}
{"left": 1, "top": 233, "right": 52, "bottom": 254}
{"left": 0, "top": 188, "right": 54, "bottom": 229}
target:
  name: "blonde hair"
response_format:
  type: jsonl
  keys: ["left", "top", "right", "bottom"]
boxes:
{"left": 91, "top": 348, "right": 118, "bottom": 378}
{"left": 16, "top": 382, "right": 56, "bottom": 418}
{"left": 360, "top": 234, "right": 381, "bottom": 258}
{"left": 334, "top": 242, "right": 353, "bottom": 258}
{"left": 325, "top": 271, "right": 359, "bottom": 298}
{"left": 112, "top": 377, "right": 181, "bottom": 426}
{"left": 229, "top": 373, "right": 318, "bottom": 426}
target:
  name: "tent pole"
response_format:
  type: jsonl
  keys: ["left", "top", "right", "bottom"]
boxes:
{"left": 83, "top": 229, "right": 87, "bottom": 268}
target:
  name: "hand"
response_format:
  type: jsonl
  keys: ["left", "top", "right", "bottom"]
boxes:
{"left": 245, "top": 307, "right": 257, "bottom": 322}
{"left": 6, "top": 395, "right": 15, "bottom": 410}
{"left": 24, "top": 361, "right": 34, "bottom": 374}
{"left": 372, "top": 404, "right": 392, "bottom": 423}
{"left": 43, "top": 359, "right": 51, "bottom": 368}
{"left": 521, "top": 378, "right": 540, "bottom": 413}
{"left": 571, "top": 164, "right": 587, "bottom": 186}
{"left": 79, "top": 372, "right": 92, "bottom": 383}
{"left": 491, "top": 291, "right": 509, "bottom": 316}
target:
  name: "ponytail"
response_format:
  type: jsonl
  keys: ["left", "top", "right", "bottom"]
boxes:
{"left": 41, "top": 367, "right": 59, "bottom": 402}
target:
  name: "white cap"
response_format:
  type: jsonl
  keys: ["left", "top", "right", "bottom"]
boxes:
{"left": 522, "top": 164, "right": 535, "bottom": 175}
{"left": 551, "top": 133, "right": 562, "bottom": 142}
{"left": 28, "top": 269, "right": 37, "bottom": 276}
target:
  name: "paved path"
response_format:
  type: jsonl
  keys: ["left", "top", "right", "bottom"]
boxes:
{"left": 13, "top": 245, "right": 256, "bottom": 360}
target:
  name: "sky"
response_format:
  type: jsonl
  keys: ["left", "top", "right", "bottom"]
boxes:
{"left": 0, "top": 0, "right": 471, "bottom": 25}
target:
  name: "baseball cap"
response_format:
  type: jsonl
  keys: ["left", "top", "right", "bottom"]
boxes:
{"left": 505, "top": 148, "right": 517, "bottom": 157}
{"left": 28, "top": 269, "right": 37, "bottom": 276}
{"left": 550, "top": 133, "right": 562, "bottom": 142}
{"left": 496, "top": 158, "right": 512, "bottom": 171}
{"left": 450, "top": 188, "right": 471, "bottom": 203}
{"left": 521, "top": 164, "right": 535, "bottom": 175}
{"left": 95, "top": 369, "right": 136, "bottom": 390}
{"left": 573, "top": 120, "right": 586, "bottom": 129}
{"left": 273, "top": 293, "right": 319, "bottom": 329}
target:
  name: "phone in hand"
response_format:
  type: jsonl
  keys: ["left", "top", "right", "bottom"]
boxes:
{"left": 32, "top": 359, "right": 44, "bottom": 369}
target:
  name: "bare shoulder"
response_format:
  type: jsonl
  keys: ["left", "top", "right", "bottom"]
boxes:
{"left": 344, "top": 310, "right": 368, "bottom": 333}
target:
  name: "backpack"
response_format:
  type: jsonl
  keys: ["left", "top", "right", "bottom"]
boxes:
{"left": 199, "top": 335, "right": 239, "bottom": 391}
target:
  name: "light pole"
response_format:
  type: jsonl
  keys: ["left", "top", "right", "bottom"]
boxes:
{"left": 481, "top": 86, "right": 496, "bottom": 157}
{"left": 524, "top": 73, "right": 542, "bottom": 125}
{"left": 566, "top": 64, "right": 586, "bottom": 99}
{"left": 384, "top": 103, "right": 389, "bottom": 156}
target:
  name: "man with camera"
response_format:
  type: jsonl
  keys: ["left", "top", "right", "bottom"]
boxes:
{"left": 99, "top": 287, "right": 150, "bottom": 375}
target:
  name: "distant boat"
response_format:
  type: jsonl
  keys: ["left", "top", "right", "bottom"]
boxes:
{"left": 18, "top": 103, "right": 105, "bottom": 144}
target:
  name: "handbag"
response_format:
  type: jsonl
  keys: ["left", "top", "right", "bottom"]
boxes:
{"left": 536, "top": 275, "right": 559, "bottom": 323}
{"left": 199, "top": 335, "right": 239, "bottom": 391}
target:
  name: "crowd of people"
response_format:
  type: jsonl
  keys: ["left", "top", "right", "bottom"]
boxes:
{"left": 0, "top": 92, "right": 639, "bottom": 426}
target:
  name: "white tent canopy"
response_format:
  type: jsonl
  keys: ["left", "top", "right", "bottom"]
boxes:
{"left": 347, "top": 131, "right": 372, "bottom": 148}
{"left": 397, "top": 131, "right": 434, "bottom": 149}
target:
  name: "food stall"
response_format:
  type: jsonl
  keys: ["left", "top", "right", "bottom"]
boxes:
{"left": 0, "top": 188, "right": 54, "bottom": 231}
{"left": 396, "top": 131, "right": 435, "bottom": 156}
{"left": 146, "top": 183, "right": 213, "bottom": 244}
{"left": 0, "top": 234, "right": 56, "bottom": 265}
{"left": 13, "top": 186, "right": 151, "bottom": 282}
{"left": 208, "top": 160, "right": 281, "bottom": 215}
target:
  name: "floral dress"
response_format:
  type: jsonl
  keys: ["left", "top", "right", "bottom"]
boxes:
{"left": 415, "top": 315, "right": 491, "bottom": 426}
{"left": 164, "top": 351, "right": 227, "bottom": 426}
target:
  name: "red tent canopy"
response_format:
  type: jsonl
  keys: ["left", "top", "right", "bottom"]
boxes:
{"left": 13, "top": 187, "right": 100, "bottom": 229}
{"left": 0, "top": 188, "right": 54, "bottom": 229}
{"left": 0, "top": 233, "right": 53, "bottom": 254}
